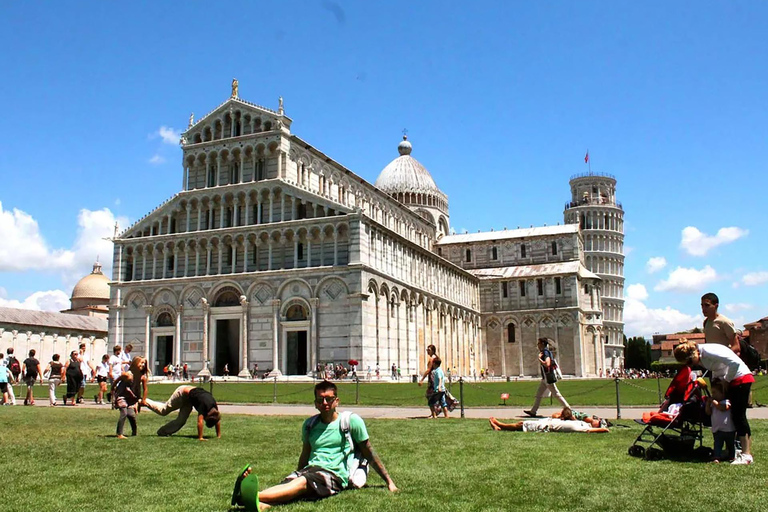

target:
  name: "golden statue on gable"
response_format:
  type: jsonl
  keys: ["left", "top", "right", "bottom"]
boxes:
{"left": 231, "top": 78, "right": 239, "bottom": 98}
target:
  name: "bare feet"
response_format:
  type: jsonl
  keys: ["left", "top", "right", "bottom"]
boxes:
{"left": 117, "top": 435, "right": 128, "bottom": 439}
{"left": 489, "top": 417, "right": 502, "bottom": 431}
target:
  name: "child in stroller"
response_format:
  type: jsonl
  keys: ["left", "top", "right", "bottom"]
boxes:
{"left": 629, "top": 366, "right": 712, "bottom": 461}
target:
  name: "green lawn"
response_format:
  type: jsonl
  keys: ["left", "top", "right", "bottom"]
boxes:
{"left": 24, "top": 374, "right": 768, "bottom": 407}
{"left": 0, "top": 407, "right": 766, "bottom": 512}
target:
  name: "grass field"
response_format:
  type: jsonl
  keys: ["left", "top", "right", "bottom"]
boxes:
{"left": 22, "top": 375, "right": 768, "bottom": 408}
{"left": 0, "top": 407, "right": 766, "bottom": 512}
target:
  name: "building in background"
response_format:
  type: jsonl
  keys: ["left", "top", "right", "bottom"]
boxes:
{"left": 0, "top": 261, "right": 109, "bottom": 366}
{"left": 108, "top": 84, "right": 619, "bottom": 378}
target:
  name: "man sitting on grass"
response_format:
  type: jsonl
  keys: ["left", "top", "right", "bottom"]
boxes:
{"left": 232, "top": 380, "right": 398, "bottom": 510}
{"left": 489, "top": 410, "right": 610, "bottom": 433}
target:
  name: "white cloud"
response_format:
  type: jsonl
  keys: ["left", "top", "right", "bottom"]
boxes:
{"left": 149, "top": 154, "right": 166, "bottom": 165}
{"left": 741, "top": 271, "right": 768, "bottom": 287}
{"left": 0, "top": 289, "right": 70, "bottom": 312}
{"left": 626, "top": 283, "right": 649, "bottom": 301}
{"left": 645, "top": 257, "right": 667, "bottom": 274}
{"left": 0, "top": 201, "right": 73, "bottom": 272}
{"left": 623, "top": 284, "right": 699, "bottom": 337}
{"left": 155, "top": 126, "right": 181, "bottom": 145}
{"left": 0, "top": 202, "right": 129, "bottom": 285}
{"left": 723, "top": 303, "right": 753, "bottom": 313}
{"left": 680, "top": 226, "right": 748, "bottom": 256}
{"left": 654, "top": 265, "right": 718, "bottom": 293}
{"left": 624, "top": 246, "right": 635, "bottom": 256}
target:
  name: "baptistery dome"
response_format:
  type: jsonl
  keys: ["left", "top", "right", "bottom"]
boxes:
{"left": 69, "top": 261, "right": 111, "bottom": 316}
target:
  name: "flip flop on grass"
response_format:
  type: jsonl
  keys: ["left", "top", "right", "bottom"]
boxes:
{"left": 231, "top": 464, "right": 259, "bottom": 511}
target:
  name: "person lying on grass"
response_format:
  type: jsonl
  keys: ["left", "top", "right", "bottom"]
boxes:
{"left": 232, "top": 380, "right": 398, "bottom": 511}
{"left": 489, "top": 414, "right": 610, "bottom": 433}
{"left": 141, "top": 385, "right": 221, "bottom": 441}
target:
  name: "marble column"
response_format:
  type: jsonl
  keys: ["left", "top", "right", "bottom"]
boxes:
{"left": 269, "top": 300, "right": 282, "bottom": 376}
{"left": 143, "top": 305, "right": 153, "bottom": 363}
{"left": 310, "top": 297, "right": 319, "bottom": 373}
{"left": 238, "top": 296, "right": 250, "bottom": 377}
{"left": 198, "top": 299, "right": 211, "bottom": 377}
{"left": 174, "top": 307, "right": 182, "bottom": 366}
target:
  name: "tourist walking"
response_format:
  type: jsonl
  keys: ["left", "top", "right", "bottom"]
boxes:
{"left": 524, "top": 338, "right": 570, "bottom": 417}
{"left": 5, "top": 347, "right": 20, "bottom": 405}
{"left": 95, "top": 354, "right": 110, "bottom": 404}
{"left": 64, "top": 351, "right": 83, "bottom": 406}
{"left": 76, "top": 343, "right": 94, "bottom": 404}
{"left": 418, "top": 344, "right": 439, "bottom": 416}
{"left": 44, "top": 354, "right": 65, "bottom": 406}
{"left": 0, "top": 354, "right": 11, "bottom": 405}
{"left": 22, "top": 349, "right": 43, "bottom": 406}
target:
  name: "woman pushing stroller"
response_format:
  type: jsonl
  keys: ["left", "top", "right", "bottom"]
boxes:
{"left": 674, "top": 339, "right": 754, "bottom": 465}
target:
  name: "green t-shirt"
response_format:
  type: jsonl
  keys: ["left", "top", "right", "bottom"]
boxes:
{"left": 301, "top": 412, "right": 369, "bottom": 487}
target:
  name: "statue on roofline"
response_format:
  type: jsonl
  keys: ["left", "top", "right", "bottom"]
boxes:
{"left": 231, "top": 78, "right": 239, "bottom": 98}
{"left": 188, "top": 112, "right": 194, "bottom": 128}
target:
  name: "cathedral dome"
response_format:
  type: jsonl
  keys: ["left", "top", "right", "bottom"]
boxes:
{"left": 71, "top": 261, "right": 111, "bottom": 302}
{"left": 375, "top": 136, "right": 444, "bottom": 197}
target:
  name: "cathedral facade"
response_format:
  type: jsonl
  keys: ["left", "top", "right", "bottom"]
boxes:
{"left": 109, "top": 86, "right": 623, "bottom": 378}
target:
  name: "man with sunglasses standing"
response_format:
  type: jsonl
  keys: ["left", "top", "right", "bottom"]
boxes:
{"left": 232, "top": 380, "right": 398, "bottom": 510}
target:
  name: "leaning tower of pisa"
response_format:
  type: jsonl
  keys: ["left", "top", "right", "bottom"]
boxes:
{"left": 564, "top": 173, "right": 625, "bottom": 369}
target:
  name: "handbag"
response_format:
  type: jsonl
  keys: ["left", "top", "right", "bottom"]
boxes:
{"left": 544, "top": 366, "right": 558, "bottom": 384}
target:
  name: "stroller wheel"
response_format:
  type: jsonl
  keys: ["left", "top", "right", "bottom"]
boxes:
{"left": 645, "top": 448, "right": 663, "bottom": 461}
{"left": 628, "top": 445, "right": 645, "bottom": 458}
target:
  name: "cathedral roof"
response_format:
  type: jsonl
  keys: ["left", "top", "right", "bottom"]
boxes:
{"left": 375, "top": 136, "right": 445, "bottom": 197}
{"left": 437, "top": 224, "right": 579, "bottom": 245}
{"left": 469, "top": 260, "right": 599, "bottom": 280}
{"left": 71, "top": 261, "right": 111, "bottom": 301}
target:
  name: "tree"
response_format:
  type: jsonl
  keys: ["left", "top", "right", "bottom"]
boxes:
{"left": 624, "top": 336, "right": 651, "bottom": 370}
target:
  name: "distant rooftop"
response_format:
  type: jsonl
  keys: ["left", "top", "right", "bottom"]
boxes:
{"left": 0, "top": 307, "right": 107, "bottom": 334}
{"left": 469, "top": 260, "right": 598, "bottom": 280}
{"left": 437, "top": 224, "right": 578, "bottom": 245}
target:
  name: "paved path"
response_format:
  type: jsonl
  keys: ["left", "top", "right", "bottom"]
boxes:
{"left": 27, "top": 401, "right": 768, "bottom": 420}
{"left": 204, "top": 403, "right": 768, "bottom": 421}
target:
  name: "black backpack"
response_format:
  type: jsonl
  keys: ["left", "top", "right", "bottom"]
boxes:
{"left": 739, "top": 339, "right": 761, "bottom": 371}
{"left": 7, "top": 356, "right": 21, "bottom": 377}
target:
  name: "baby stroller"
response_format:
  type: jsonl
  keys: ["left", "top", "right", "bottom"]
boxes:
{"left": 628, "top": 367, "right": 712, "bottom": 461}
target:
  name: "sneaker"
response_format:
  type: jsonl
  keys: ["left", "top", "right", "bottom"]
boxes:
{"left": 731, "top": 453, "right": 754, "bottom": 465}
{"left": 77, "top": 397, "right": 83, "bottom": 404}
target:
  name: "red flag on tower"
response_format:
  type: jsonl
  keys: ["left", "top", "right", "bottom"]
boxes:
{"left": 584, "top": 151, "right": 589, "bottom": 164}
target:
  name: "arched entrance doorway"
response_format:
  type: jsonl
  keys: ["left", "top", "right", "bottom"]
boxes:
{"left": 210, "top": 287, "right": 242, "bottom": 376}
{"left": 282, "top": 303, "right": 309, "bottom": 375}
{"left": 153, "top": 311, "right": 175, "bottom": 376}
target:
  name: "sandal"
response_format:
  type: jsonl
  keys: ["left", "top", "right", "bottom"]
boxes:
{"left": 231, "top": 464, "right": 259, "bottom": 511}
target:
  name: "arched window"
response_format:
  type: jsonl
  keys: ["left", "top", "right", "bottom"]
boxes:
{"left": 507, "top": 324, "right": 516, "bottom": 343}
{"left": 207, "top": 166, "right": 216, "bottom": 187}
{"left": 156, "top": 312, "right": 174, "bottom": 327}
{"left": 286, "top": 304, "right": 307, "bottom": 321}
{"left": 214, "top": 289, "right": 241, "bottom": 307}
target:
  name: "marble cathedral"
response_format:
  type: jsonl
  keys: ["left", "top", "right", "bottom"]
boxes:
{"left": 109, "top": 82, "right": 624, "bottom": 378}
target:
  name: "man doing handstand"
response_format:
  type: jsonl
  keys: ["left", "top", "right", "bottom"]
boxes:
{"left": 142, "top": 385, "right": 221, "bottom": 440}
{"left": 232, "top": 380, "right": 397, "bottom": 510}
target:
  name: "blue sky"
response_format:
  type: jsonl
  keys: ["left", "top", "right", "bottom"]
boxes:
{"left": 0, "top": 1, "right": 766, "bottom": 337}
